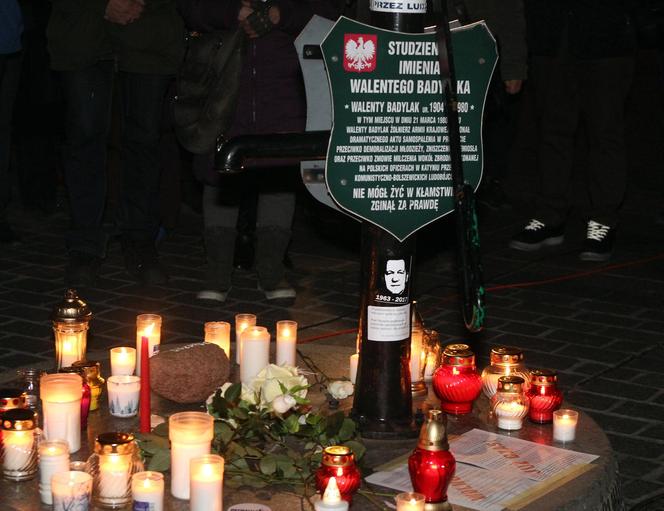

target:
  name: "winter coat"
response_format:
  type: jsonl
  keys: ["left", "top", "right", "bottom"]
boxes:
{"left": 525, "top": 0, "right": 637, "bottom": 59}
{"left": 0, "top": 0, "right": 23, "bottom": 55}
{"left": 47, "top": 0, "right": 185, "bottom": 74}
{"left": 177, "top": 0, "right": 341, "bottom": 136}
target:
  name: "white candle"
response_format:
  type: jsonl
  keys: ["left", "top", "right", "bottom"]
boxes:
{"left": 41, "top": 373, "right": 82, "bottom": 453}
{"left": 395, "top": 492, "right": 425, "bottom": 511}
{"left": 110, "top": 347, "right": 137, "bottom": 376}
{"left": 59, "top": 333, "right": 81, "bottom": 368}
{"left": 136, "top": 314, "right": 162, "bottom": 376}
{"left": 204, "top": 321, "right": 231, "bottom": 359}
{"left": 51, "top": 470, "right": 93, "bottom": 511}
{"left": 313, "top": 477, "right": 349, "bottom": 511}
{"left": 107, "top": 375, "right": 140, "bottom": 417}
{"left": 240, "top": 326, "right": 270, "bottom": 384}
{"left": 276, "top": 320, "right": 297, "bottom": 366}
{"left": 132, "top": 471, "right": 164, "bottom": 511}
{"left": 553, "top": 409, "right": 578, "bottom": 442}
{"left": 98, "top": 453, "right": 131, "bottom": 501}
{"left": 190, "top": 455, "right": 224, "bottom": 511}
{"left": 409, "top": 330, "right": 424, "bottom": 383}
{"left": 423, "top": 352, "right": 437, "bottom": 382}
{"left": 3, "top": 429, "right": 35, "bottom": 475}
{"left": 349, "top": 353, "right": 359, "bottom": 384}
{"left": 169, "top": 412, "right": 214, "bottom": 500}
{"left": 495, "top": 401, "right": 527, "bottom": 430}
{"left": 235, "top": 313, "right": 256, "bottom": 364}
{"left": 39, "top": 440, "right": 70, "bottom": 505}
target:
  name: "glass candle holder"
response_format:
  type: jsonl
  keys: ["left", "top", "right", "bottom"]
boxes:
{"left": 314, "top": 446, "right": 362, "bottom": 503}
{"left": 240, "top": 326, "right": 270, "bottom": 384}
{"left": 204, "top": 321, "right": 231, "bottom": 359}
{"left": 276, "top": 320, "right": 298, "bottom": 366}
{"left": 349, "top": 353, "right": 359, "bottom": 384}
{"left": 169, "top": 412, "right": 214, "bottom": 500}
{"left": 16, "top": 369, "right": 43, "bottom": 410}
{"left": 52, "top": 289, "right": 92, "bottom": 370}
{"left": 190, "top": 454, "right": 224, "bottom": 511}
{"left": 40, "top": 373, "right": 82, "bottom": 453}
{"left": 432, "top": 344, "right": 482, "bottom": 415}
{"left": 396, "top": 492, "right": 425, "bottom": 511}
{"left": 87, "top": 432, "right": 144, "bottom": 508}
{"left": 136, "top": 314, "right": 162, "bottom": 376}
{"left": 491, "top": 375, "right": 529, "bottom": 430}
{"left": 234, "top": 313, "right": 257, "bottom": 364}
{"left": 52, "top": 470, "right": 93, "bottom": 511}
{"left": 107, "top": 376, "right": 140, "bottom": 418}
{"left": 73, "top": 360, "right": 105, "bottom": 412}
{"left": 39, "top": 440, "right": 70, "bottom": 505}
{"left": 410, "top": 327, "right": 427, "bottom": 396}
{"left": 481, "top": 346, "right": 530, "bottom": 398}
{"left": 422, "top": 329, "right": 441, "bottom": 382}
{"left": 132, "top": 471, "right": 165, "bottom": 511}
{"left": 2, "top": 408, "right": 38, "bottom": 481}
{"left": 110, "top": 347, "right": 136, "bottom": 376}
{"left": 553, "top": 409, "right": 579, "bottom": 443}
{"left": 526, "top": 369, "right": 563, "bottom": 424}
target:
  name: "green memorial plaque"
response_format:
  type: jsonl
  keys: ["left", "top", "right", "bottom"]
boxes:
{"left": 322, "top": 17, "right": 497, "bottom": 241}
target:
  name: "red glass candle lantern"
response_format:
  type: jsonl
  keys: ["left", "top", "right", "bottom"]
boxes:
{"left": 0, "top": 388, "right": 28, "bottom": 460}
{"left": 315, "top": 446, "right": 361, "bottom": 502}
{"left": 408, "top": 409, "right": 456, "bottom": 509}
{"left": 526, "top": 369, "right": 563, "bottom": 424}
{"left": 432, "top": 344, "right": 482, "bottom": 415}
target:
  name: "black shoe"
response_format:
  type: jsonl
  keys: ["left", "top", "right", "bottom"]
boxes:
{"left": 0, "top": 222, "right": 21, "bottom": 246}
{"left": 579, "top": 220, "right": 614, "bottom": 262}
{"left": 509, "top": 219, "right": 565, "bottom": 251}
{"left": 123, "top": 240, "right": 169, "bottom": 285}
{"left": 65, "top": 251, "right": 101, "bottom": 288}
{"left": 477, "top": 179, "right": 510, "bottom": 210}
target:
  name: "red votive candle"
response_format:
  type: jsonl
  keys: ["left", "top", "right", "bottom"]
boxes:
{"left": 432, "top": 344, "right": 482, "bottom": 415}
{"left": 526, "top": 369, "right": 563, "bottom": 424}
{"left": 139, "top": 336, "right": 151, "bottom": 433}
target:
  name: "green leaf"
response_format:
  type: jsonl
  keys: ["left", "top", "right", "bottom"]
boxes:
{"left": 225, "top": 382, "right": 242, "bottom": 403}
{"left": 212, "top": 392, "right": 229, "bottom": 417}
{"left": 216, "top": 421, "right": 235, "bottom": 444}
{"left": 337, "top": 418, "right": 356, "bottom": 442}
{"left": 288, "top": 384, "right": 309, "bottom": 394}
{"left": 279, "top": 381, "right": 289, "bottom": 395}
{"left": 259, "top": 455, "right": 277, "bottom": 475}
{"left": 148, "top": 449, "right": 171, "bottom": 472}
{"left": 151, "top": 421, "right": 169, "bottom": 437}
{"left": 245, "top": 446, "right": 263, "bottom": 458}
{"left": 284, "top": 414, "right": 301, "bottom": 434}
{"left": 344, "top": 440, "right": 366, "bottom": 461}
{"left": 232, "top": 407, "right": 249, "bottom": 420}
{"left": 325, "top": 411, "right": 344, "bottom": 437}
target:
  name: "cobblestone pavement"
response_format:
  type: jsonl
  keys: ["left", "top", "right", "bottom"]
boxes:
{"left": 2, "top": 53, "right": 664, "bottom": 511}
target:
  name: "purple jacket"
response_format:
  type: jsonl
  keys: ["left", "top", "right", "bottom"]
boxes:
{"left": 178, "top": 0, "right": 340, "bottom": 137}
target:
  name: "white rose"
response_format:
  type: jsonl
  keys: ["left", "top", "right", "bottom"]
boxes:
{"left": 248, "top": 364, "right": 309, "bottom": 407}
{"left": 328, "top": 380, "right": 354, "bottom": 400}
{"left": 240, "top": 383, "right": 258, "bottom": 405}
{"left": 272, "top": 394, "right": 297, "bottom": 414}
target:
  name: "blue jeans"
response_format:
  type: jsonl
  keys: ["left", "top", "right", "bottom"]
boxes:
{"left": 60, "top": 61, "right": 172, "bottom": 256}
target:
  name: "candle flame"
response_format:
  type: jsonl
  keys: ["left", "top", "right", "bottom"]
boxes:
{"left": 562, "top": 414, "right": 569, "bottom": 420}
{"left": 410, "top": 498, "right": 417, "bottom": 505}
{"left": 143, "top": 477, "right": 151, "bottom": 488}
{"left": 63, "top": 340, "right": 72, "bottom": 352}
{"left": 202, "top": 463, "right": 214, "bottom": 477}
{"left": 336, "top": 467, "right": 343, "bottom": 477}
{"left": 144, "top": 323, "right": 154, "bottom": 336}
{"left": 323, "top": 477, "right": 342, "bottom": 504}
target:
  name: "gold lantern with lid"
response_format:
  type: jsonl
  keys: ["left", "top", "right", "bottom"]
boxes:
{"left": 52, "top": 289, "right": 92, "bottom": 369}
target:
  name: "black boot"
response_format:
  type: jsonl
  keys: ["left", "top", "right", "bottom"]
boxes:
{"left": 255, "top": 227, "right": 295, "bottom": 300}
{"left": 122, "top": 238, "right": 169, "bottom": 285}
{"left": 197, "top": 227, "right": 236, "bottom": 302}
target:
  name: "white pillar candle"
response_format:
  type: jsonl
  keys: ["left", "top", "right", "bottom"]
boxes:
{"left": 190, "top": 455, "right": 224, "bottom": 511}
{"left": 53, "top": 321, "right": 88, "bottom": 370}
{"left": 132, "top": 471, "right": 165, "bottom": 511}
{"left": 110, "top": 347, "right": 137, "bottom": 376}
{"left": 234, "top": 313, "right": 256, "bottom": 364}
{"left": 52, "top": 470, "right": 93, "bottom": 511}
{"left": 349, "top": 353, "right": 359, "bottom": 384}
{"left": 40, "top": 373, "right": 82, "bottom": 453}
{"left": 98, "top": 453, "right": 131, "bottom": 501}
{"left": 240, "top": 326, "right": 270, "bottom": 384}
{"left": 59, "top": 333, "right": 82, "bottom": 368}
{"left": 312, "top": 477, "right": 349, "bottom": 511}
{"left": 409, "top": 330, "right": 424, "bottom": 383}
{"left": 495, "top": 401, "right": 527, "bottom": 430}
{"left": 107, "top": 375, "right": 140, "bottom": 418}
{"left": 553, "top": 409, "right": 579, "bottom": 442}
{"left": 39, "top": 440, "right": 70, "bottom": 505}
{"left": 395, "top": 492, "right": 425, "bottom": 511}
{"left": 135, "top": 314, "right": 162, "bottom": 376}
{"left": 276, "top": 320, "right": 297, "bottom": 366}
{"left": 204, "top": 321, "right": 231, "bottom": 359}
{"left": 3, "top": 429, "right": 35, "bottom": 474}
{"left": 169, "top": 412, "right": 214, "bottom": 500}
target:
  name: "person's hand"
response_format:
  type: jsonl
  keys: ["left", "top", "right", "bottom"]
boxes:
{"left": 504, "top": 79, "right": 523, "bottom": 95}
{"left": 105, "top": 0, "right": 144, "bottom": 25}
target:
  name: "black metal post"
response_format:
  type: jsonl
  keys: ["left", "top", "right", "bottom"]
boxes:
{"left": 351, "top": 4, "right": 425, "bottom": 439}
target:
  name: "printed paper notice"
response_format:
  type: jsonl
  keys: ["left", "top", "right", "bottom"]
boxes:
{"left": 450, "top": 429, "right": 599, "bottom": 482}
{"left": 367, "top": 304, "right": 409, "bottom": 341}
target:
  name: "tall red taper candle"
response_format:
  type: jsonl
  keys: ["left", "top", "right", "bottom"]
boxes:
{"left": 139, "top": 335, "right": 151, "bottom": 433}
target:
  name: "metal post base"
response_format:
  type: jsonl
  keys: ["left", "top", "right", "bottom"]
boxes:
{"left": 425, "top": 501, "right": 453, "bottom": 511}
{"left": 355, "top": 414, "right": 419, "bottom": 440}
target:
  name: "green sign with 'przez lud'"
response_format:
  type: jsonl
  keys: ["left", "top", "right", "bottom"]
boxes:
{"left": 321, "top": 17, "right": 497, "bottom": 241}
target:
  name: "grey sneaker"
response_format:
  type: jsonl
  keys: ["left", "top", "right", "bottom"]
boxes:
{"left": 196, "top": 288, "right": 231, "bottom": 302}
{"left": 260, "top": 279, "right": 296, "bottom": 301}
{"left": 579, "top": 220, "right": 614, "bottom": 262}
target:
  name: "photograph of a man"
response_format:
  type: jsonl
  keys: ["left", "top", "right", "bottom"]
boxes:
{"left": 384, "top": 258, "right": 408, "bottom": 295}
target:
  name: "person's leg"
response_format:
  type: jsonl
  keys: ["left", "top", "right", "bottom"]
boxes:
{"left": 116, "top": 71, "right": 172, "bottom": 284}
{"left": 60, "top": 61, "right": 114, "bottom": 284}
{"left": 0, "top": 51, "right": 23, "bottom": 243}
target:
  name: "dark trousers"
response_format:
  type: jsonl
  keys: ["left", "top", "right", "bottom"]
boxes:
{"left": 60, "top": 61, "right": 172, "bottom": 256}
{"left": 0, "top": 51, "right": 22, "bottom": 222}
{"left": 531, "top": 54, "right": 634, "bottom": 228}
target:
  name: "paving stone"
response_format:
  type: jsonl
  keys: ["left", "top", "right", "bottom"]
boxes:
{"left": 616, "top": 454, "right": 662, "bottom": 479}
{"left": 0, "top": 352, "right": 50, "bottom": 367}
{"left": 589, "top": 412, "right": 653, "bottom": 435}
{"left": 538, "top": 316, "right": 606, "bottom": 333}
{"left": 640, "top": 424, "right": 664, "bottom": 441}
{"left": 607, "top": 433, "right": 664, "bottom": 460}
{"left": 612, "top": 401, "right": 664, "bottom": 422}
{"left": 566, "top": 391, "right": 623, "bottom": 412}
{"left": 557, "top": 344, "right": 629, "bottom": 364}
{"left": 582, "top": 378, "right": 659, "bottom": 401}
{"left": 621, "top": 477, "right": 664, "bottom": 502}
{"left": 576, "top": 299, "right": 646, "bottom": 317}
{"left": 574, "top": 312, "right": 639, "bottom": 328}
